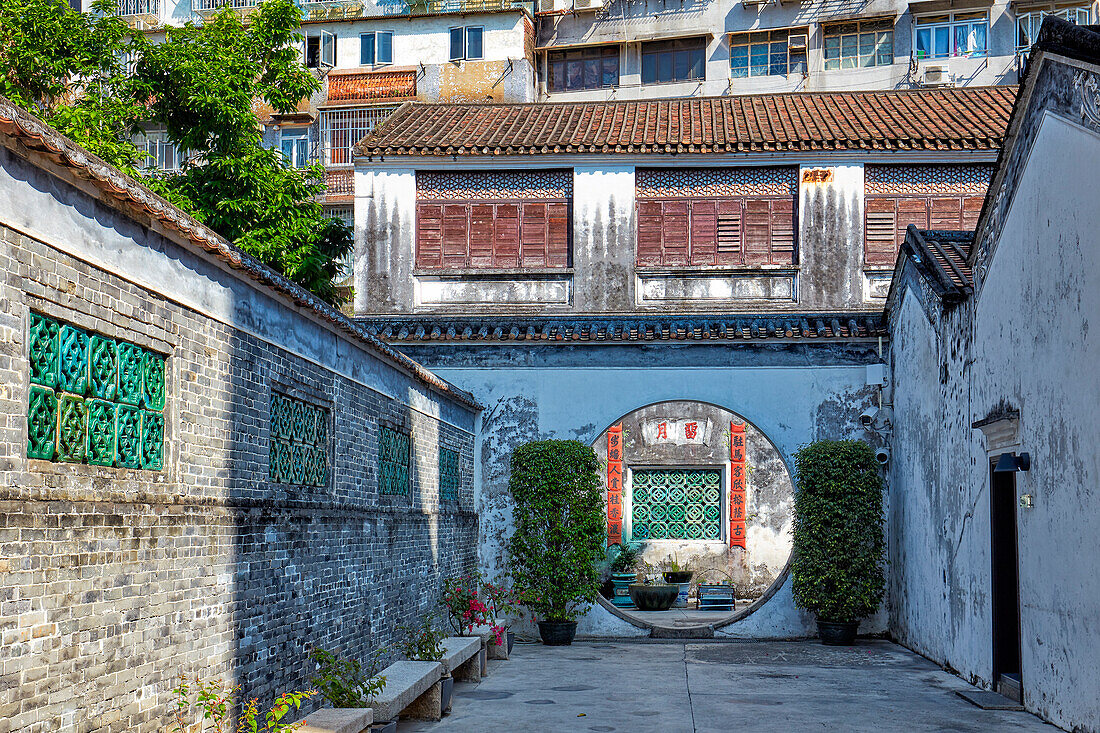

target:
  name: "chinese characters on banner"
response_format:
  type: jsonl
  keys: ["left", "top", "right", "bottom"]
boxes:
{"left": 607, "top": 424, "right": 623, "bottom": 546}
{"left": 729, "top": 422, "right": 747, "bottom": 549}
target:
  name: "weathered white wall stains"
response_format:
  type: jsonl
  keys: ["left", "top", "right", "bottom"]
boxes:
{"left": 887, "top": 58, "right": 1100, "bottom": 731}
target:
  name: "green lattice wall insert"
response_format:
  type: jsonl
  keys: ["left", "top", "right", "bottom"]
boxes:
{"left": 25, "top": 312, "right": 166, "bottom": 470}
{"left": 630, "top": 468, "right": 722, "bottom": 540}
{"left": 439, "top": 447, "right": 460, "bottom": 501}
{"left": 268, "top": 392, "right": 329, "bottom": 486}
{"left": 379, "top": 426, "right": 410, "bottom": 496}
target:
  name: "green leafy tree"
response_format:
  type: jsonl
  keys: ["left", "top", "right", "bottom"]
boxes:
{"left": 507, "top": 440, "right": 606, "bottom": 622}
{"left": 0, "top": 0, "right": 352, "bottom": 304}
{"left": 791, "top": 439, "right": 886, "bottom": 623}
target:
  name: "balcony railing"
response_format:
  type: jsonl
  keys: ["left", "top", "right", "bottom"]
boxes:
{"left": 116, "top": 0, "right": 159, "bottom": 24}
{"left": 192, "top": 0, "right": 256, "bottom": 15}
{"left": 296, "top": 0, "right": 532, "bottom": 20}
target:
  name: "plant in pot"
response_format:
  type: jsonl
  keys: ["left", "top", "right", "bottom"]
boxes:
{"left": 482, "top": 579, "right": 526, "bottom": 655}
{"left": 507, "top": 440, "right": 606, "bottom": 646}
{"left": 310, "top": 646, "right": 393, "bottom": 733}
{"left": 627, "top": 576, "right": 679, "bottom": 612}
{"left": 398, "top": 612, "right": 454, "bottom": 712}
{"left": 791, "top": 439, "right": 885, "bottom": 646}
{"left": 660, "top": 556, "right": 694, "bottom": 608}
{"left": 606, "top": 541, "right": 645, "bottom": 608}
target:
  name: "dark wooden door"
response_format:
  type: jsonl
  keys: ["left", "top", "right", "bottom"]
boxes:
{"left": 990, "top": 462, "right": 1022, "bottom": 700}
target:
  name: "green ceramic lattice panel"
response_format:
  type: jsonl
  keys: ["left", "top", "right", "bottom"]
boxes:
{"left": 58, "top": 325, "right": 89, "bottom": 395}
{"left": 140, "top": 410, "right": 164, "bottom": 470}
{"left": 117, "top": 342, "right": 144, "bottom": 406}
{"left": 56, "top": 393, "right": 87, "bottom": 463}
{"left": 268, "top": 391, "right": 328, "bottom": 486}
{"left": 440, "top": 447, "right": 460, "bottom": 501}
{"left": 86, "top": 399, "right": 117, "bottom": 466}
{"left": 27, "top": 385, "right": 57, "bottom": 460}
{"left": 89, "top": 336, "right": 118, "bottom": 400}
{"left": 631, "top": 468, "right": 722, "bottom": 541}
{"left": 25, "top": 312, "right": 165, "bottom": 470}
{"left": 142, "top": 351, "right": 165, "bottom": 410}
{"left": 115, "top": 404, "right": 143, "bottom": 469}
{"left": 29, "top": 312, "right": 59, "bottom": 387}
{"left": 379, "top": 426, "right": 410, "bottom": 496}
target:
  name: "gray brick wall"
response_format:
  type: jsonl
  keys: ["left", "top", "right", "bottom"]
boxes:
{"left": 0, "top": 221, "right": 478, "bottom": 733}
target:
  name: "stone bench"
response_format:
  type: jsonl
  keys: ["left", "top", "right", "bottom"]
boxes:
{"left": 441, "top": 636, "right": 482, "bottom": 682}
{"left": 298, "top": 708, "right": 373, "bottom": 733}
{"left": 371, "top": 660, "right": 444, "bottom": 723}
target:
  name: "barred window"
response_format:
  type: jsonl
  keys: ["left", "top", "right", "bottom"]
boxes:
{"left": 320, "top": 106, "right": 399, "bottom": 166}
{"left": 269, "top": 392, "right": 329, "bottom": 487}
{"left": 440, "top": 447, "right": 460, "bottom": 501}
{"left": 379, "top": 425, "right": 411, "bottom": 496}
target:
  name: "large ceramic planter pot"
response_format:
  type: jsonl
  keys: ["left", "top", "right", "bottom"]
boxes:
{"left": 817, "top": 620, "right": 859, "bottom": 646}
{"left": 507, "top": 631, "right": 515, "bottom": 655}
{"left": 663, "top": 572, "right": 694, "bottom": 607}
{"left": 537, "top": 620, "right": 578, "bottom": 646}
{"left": 628, "top": 584, "right": 678, "bottom": 611}
{"left": 440, "top": 674, "right": 455, "bottom": 712}
{"left": 610, "top": 572, "right": 637, "bottom": 607}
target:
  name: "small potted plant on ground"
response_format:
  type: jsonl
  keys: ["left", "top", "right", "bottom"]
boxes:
{"left": 606, "top": 542, "right": 645, "bottom": 608}
{"left": 507, "top": 440, "right": 606, "bottom": 646}
{"left": 310, "top": 646, "right": 393, "bottom": 733}
{"left": 399, "top": 612, "right": 453, "bottom": 711}
{"left": 791, "top": 439, "right": 885, "bottom": 646}
{"left": 660, "top": 556, "right": 694, "bottom": 608}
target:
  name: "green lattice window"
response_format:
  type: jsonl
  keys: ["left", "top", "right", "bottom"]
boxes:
{"left": 631, "top": 468, "right": 722, "bottom": 540}
{"left": 269, "top": 392, "right": 329, "bottom": 486}
{"left": 26, "top": 312, "right": 165, "bottom": 469}
{"left": 439, "top": 447, "right": 460, "bottom": 501}
{"left": 379, "top": 426, "right": 410, "bottom": 496}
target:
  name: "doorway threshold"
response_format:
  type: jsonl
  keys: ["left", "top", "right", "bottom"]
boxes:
{"left": 955, "top": 689, "right": 1025, "bottom": 711}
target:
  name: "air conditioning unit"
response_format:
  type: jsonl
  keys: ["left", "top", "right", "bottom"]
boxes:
{"left": 573, "top": 0, "right": 604, "bottom": 10}
{"left": 787, "top": 33, "right": 808, "bottom": 51}
{"left": 537, "top": 0, "right": 555, "bottom": 11}
{"left": 921, "top": 64, "right": 954, "bottom": 87}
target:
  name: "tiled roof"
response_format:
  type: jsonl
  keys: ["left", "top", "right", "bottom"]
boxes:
{"left": 904, "top": 226, "right": 974, "bottom": 300}
{"left": 0, "top": 96, "right": 481, "bottom": 411}
{"left": 327, "top": 70, "right": 417, "bottom": 104}
{"left": 357, "top": 87, "right": 1016, "bottom": 157}
{"left": 358, "top": 313, "right": 887, "bottom": 343}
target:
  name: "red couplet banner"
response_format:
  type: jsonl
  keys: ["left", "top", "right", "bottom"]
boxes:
{"left": 729, "top": 422, "right": 747, "bottom": 549}
{"left": 607, "top": 424, "right": 623, "bottom": 546}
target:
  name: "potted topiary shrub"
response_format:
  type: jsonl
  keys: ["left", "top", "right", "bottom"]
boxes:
{"left": 791, "top": 439, "right": 885, "bottom": 646}
{"left": 507, "top": 440, "right": 606, "bottom": 646}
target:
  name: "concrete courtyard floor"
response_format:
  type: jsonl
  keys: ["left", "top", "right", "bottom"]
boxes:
{"left": 401, "top": 640, "right": 1056, "bottom": 733}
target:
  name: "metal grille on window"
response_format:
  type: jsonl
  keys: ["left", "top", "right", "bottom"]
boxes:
{"left": 631, "top": 468, "right": 722, "bottom": 540}
{"left": 27, "top": 311, "right": 165, "bottom": 470}
{"left": 320, "top": 106, "right": 400, "bottom": 166}
{"left": 439, "top": 447, "right": 460, "bottom": 501}
{"left": 379, "top": 425, "right": 410, "bottom": 495}
{"left": 269, "top": 392, "right": 329, "bottom": 486}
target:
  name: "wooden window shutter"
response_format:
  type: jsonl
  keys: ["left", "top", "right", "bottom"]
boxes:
{"left": 743, "top": 199, "right": 773, "bottom": 265}
{"left": 930, "top": 197, "right": 963, "bottom": 230}
{"left": 468, "top": 204, "right": 495, "bottom": 267}
{"left": 716, "top": 200, "right": 743, "bottom": 265}
{"left": 637, "top": 200, "right": 665, "bottom": 266}
{"left": 865, "top": 198, "right": 899, "bottom": 267}
{"left": 662, "top": 200, "right": 690, "bottom": 266}
{"left": 961, "top": 196, "right": 984, "bottom": 231}
{"left": 441, "top": 203, "right": 469, "bottom": 267}
{"left": 896, "top": 198, "right": 930, "bottom": 252}
{"left": 493, "top": 203, "right": 521, "bottom": 268}
{"left": 769, "top": 198, "right": 796, "bottom": 265}
{"left": 689, "top": 200, "right": 718, "bottom": 266}
{"left": 416, "top": 203, "right": 444, "bottom": 268}
{"left": 547, "top": 202, "right": 569, "bottom": 267}
{"left": 520, "top": 203, "right": 548, "bottom": 267}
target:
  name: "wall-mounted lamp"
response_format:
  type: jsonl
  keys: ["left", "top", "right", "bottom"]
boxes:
{"left": 994, "top": 451, "right": 1031, "bottom": 473}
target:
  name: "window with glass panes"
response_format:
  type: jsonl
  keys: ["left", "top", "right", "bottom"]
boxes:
{"left": 548, "top": 46, "right": 620, "bottom": 91}
{"left": 136, "top": 131, "right": 183, "bottom": 172}
{"left": 823, "top": 19, "right": 894, "bottom": 70}
{"left": 915, "top": 12, "right": 988, "bottom": 59}
{"left": 361, "top": 31, "right": 393, "bottom": 65}
{"left": 280, "top": 128, "right": 310, "bottom": 168}
{"left": 641, "top": 37, "right": 706, "bottom": 84}
{"left": 1017, "top": 5, "right": 1090, "bottom": 52}
{"left": 730, "top": 29, "right": 807, "bottom": 78}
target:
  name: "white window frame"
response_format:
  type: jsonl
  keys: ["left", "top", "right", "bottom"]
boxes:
{"left": 279, "top": 127, "right": 311, "bottom": 169}
{"left": 304, "top": 30, "right": 336, "bottom": 69}
{"left": 914, "top": 12, "right": 989, "bottom": 60}
{"left": 1016, "top": 5, "right": 1091, "bottom": 53}
{"left": 135, "top": 130, "right": 183, "bottom": 172}
{"left": 360, "top": 30, "right": 394, "bottom": 66}
{"left": 449, "top": 26, "right": 484, "bottom": 62}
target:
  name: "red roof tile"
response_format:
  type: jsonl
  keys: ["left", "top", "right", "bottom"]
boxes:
{"left": 327, "top": 70, "right": 416, "bottom": 104}
{"left": 358, "top": 87, "right": 1017, "bottom": 157}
